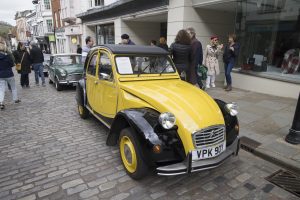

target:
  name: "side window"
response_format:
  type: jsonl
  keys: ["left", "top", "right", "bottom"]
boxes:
{"left": 87, "top": 54, "right": 97, "bottom": 76}
{"left": 98, "top": 52, "right": 113, "bottom": 81}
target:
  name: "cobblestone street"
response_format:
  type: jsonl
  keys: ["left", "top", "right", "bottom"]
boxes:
{"left": 0, "top": 75, "right": 299, "bottom": 200}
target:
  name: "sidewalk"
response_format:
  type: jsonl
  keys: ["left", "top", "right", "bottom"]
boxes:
{"left": 207, "top": 84, "right": 300, "bottom": 174}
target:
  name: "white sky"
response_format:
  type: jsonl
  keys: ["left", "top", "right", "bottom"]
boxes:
{"left": 0, "top": 0, "right": 35, "bottom": 26}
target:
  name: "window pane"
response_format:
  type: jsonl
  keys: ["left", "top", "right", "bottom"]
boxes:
{"left": 99, "top": 53, "right": 113, "bottom": 80}
{"left": 87, "top": 54, "right": 97, "bottom": 75}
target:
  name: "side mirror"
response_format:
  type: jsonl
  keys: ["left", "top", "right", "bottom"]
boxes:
{"left": 100, "top": 73, "right": 111, "bottom": 80}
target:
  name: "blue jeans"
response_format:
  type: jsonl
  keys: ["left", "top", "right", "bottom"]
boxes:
{"left": 224, "top": 59, "right": 235, "bottom": 85}
{"left": 0, "top": 77, "right": 18, "bottom": 103}
{"left": 32, "top": 63, "right": 45, "bottom": 84}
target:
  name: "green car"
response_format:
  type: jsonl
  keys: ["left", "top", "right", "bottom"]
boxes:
{"left": 48, "top": 54, "right": 83, "bottom": 91}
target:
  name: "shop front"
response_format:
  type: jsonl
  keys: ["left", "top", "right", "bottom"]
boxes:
{"left": 96, "top": 23, "right": 115, "bottom": 45}
{"left": 233, "top": 0, "right": 300, "bottom": 97}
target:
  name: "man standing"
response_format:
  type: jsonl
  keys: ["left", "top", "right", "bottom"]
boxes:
{"left": 121, "top": 34, "right": 135, "bottom": 45}
{"left": 82, "top": 36, "right": 94, "bottom": 63}
{"left": 29, "top": 41, "right": 45, "bottom": 86}
{"left": 76, "top": 44, "right": 82, "bottom": 54}
{"left": 186, "top": 27, "right": 203, "bottom": 89}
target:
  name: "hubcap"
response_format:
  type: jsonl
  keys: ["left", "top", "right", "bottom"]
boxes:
{"left": 78, "top": 105, "right": 83, "bottom": 115}
{"left": 120, "top": 136, "right": 137, "bottom": 173}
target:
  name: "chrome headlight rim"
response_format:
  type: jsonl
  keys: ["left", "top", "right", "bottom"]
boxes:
{"left": 225, "top": 102, "right": 238, "bottom": 116}
{"left": 158, "top": 112, "right": 176, "bottom": 129}
{"left": 58, "top": 69, "right": 67, "bottom": 77}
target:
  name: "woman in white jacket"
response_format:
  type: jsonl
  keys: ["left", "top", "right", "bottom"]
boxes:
{"left": 204, "top": 36, "right": 223, "bottom": 88}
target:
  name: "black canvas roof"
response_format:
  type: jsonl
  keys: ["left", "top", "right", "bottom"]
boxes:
{"left": 92, "top": 44, "right": 170, "bottom": 55}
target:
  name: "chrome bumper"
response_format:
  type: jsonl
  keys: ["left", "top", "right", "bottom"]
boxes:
{"left": 157, "top": 137, "right": 240, "bottom": 176}
{"left": 58, "top": 80, "right": 78, "bottom": 85}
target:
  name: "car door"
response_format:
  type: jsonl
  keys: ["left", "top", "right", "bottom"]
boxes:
{"left": 85, "top": 52, "right": 99, "bottom": 109}
{"left": 93, "top": 50, "right": 117, "bottom": 118}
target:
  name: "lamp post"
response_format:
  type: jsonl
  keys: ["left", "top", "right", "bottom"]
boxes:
{"left": 285, "top": 92, "right": 300, "bottom": 144}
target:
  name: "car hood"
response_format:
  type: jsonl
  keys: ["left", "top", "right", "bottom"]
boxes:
{"left": 58, "top": 65, "right": 83, "bottom": 74}
{"left": 120, "top": 79, "right": 225, "bottom": 133}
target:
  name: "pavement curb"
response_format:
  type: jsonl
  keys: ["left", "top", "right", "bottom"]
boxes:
{"left": 240, "top": 140, "right": 300, "bottom": 175}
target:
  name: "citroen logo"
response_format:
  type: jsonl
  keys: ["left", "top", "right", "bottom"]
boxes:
{"left": 209, "top": 130, "right": 216, "bottom": 139}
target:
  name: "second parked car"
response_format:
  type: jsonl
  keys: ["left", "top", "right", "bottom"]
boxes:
{"left": 48, "top": 53, "right": 83, "bottom": 91}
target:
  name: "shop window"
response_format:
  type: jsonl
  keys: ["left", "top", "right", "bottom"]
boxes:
{"left": 96, "top": 24, "right": 115, "bottom": 45}
{"left": 95, "top": 0, "right": 104, "bottom": 6}
{"left": 236, "top": 0, "right": 300, "bottom": 83}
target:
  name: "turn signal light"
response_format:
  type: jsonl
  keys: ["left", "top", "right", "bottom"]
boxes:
{"left": 153, "top": 145, "right": 161, "bottom": 154}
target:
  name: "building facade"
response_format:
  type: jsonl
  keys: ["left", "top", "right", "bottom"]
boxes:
{"left": 76, "top": 0, "right": 299, "bottom": 98}
{"left": 15, "top": 10, "right": 33, "bottom": 44}
{"left": 32, "top": 0, "right": 54, "bottom": 53}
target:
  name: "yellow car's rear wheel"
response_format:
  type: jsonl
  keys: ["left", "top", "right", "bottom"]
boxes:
{"left": 77, "top": 104, "right": 89, "bottom": 119}
{"left": 119, "top": 127, "right": 148, "bottom": 179}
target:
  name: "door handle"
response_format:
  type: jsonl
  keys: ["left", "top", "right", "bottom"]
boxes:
{"left": 94, "top": 81, "right": 98, "bottom": 85}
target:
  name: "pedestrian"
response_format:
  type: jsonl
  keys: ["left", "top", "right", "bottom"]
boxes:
{"left": 0, "top": 41, "right": 21, "bottom": 110}
{"left": 29, "top": 41, "right": 45, "bottom": 86}
{"left": 157, "top": 37, "right": 168, "bottom": 51}
{"left": 204, "top": 36, "right": 223, "bottom": 89}
{"left": 150, "top": 40, "right": 157, "bottom": 46}
{"left": 121, "top": 34, "right": 135, "bottom": 45}
{"left": 186, "top": 27, "right": 204, "bottom": 89}
{"left": 14, "top": 42, "right": 32, "bottom": 88}
{"left": 82, "top": 36, "right": 94, "bottom": 63}
{"left": 223, "top": 33, "right": 239, "bottom": 91}
{"left": 76, "top": 44, "right": 82, "bottom": 54}
{"left": 170, "top": 29, "right": 192, "bottom": 81}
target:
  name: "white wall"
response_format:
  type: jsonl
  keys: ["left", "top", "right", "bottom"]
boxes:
{"left": 114, "top": 19, "right": 161, "bottom": 45}
{"left": 232, "top": 72, "right": 300, "bottom": 99}
{"left": 82, "top": 25, "right": 95, "bottom": 46}
{"left": 167, "top": 0, "right": 235, "bottom": 81}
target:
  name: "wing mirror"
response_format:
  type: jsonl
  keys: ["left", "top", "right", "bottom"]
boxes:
{"left": 100, "top": 73, "right": 111, "bottom": 80}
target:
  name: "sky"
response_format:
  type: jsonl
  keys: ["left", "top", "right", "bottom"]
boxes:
{"left": 0, "top": 0, "right": 35, "bottom": 26}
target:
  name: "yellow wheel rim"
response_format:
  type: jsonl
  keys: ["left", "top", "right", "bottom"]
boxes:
{"left": 78, "top": 105, "right": 84, "bottom": 115}
{"left": 120, "top": 136, "right": 137, "bottom": 173}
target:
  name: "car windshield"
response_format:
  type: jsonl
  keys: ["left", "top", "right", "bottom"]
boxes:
{"left": 55, "top": 55, "right": 82, "bottom": 66}
{"left": 115, "top": 55, "right": 176, "bottom": 75}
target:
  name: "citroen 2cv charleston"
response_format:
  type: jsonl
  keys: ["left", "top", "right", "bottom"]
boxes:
{"left": 76, "top": 45, "right": 240, "bottom": 179}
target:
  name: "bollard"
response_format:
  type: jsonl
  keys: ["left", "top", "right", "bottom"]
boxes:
{"left": 285, "top": 92, "right": 300, "bottom": 144}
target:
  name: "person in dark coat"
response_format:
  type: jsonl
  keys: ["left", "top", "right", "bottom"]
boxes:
{"left": 223, "top": 33, "right": 240, "bottom": 91}
{"left": 121, "top": 34, "right": 135, "bottom": 45}
{"left": 186, "top": 27, "right": 204, "bottom": 89}
{"left": 0, "top": 41, "right": 21, "bottom": 109}
{"left": 29, "top": 41, "right": 45, "bottom": 86}
{"left": 170, "top": 30, "right": 192, "bottom": 82}
{"left": 14, "top": 42, "right": 32, "bottom": 88}
{"left": 76, "top": 44, "right": 82, "bottom": 54}
{"left": 158, "top": 37, "right": 168, "bottom": 51}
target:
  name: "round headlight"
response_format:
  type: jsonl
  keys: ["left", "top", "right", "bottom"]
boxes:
{"left": 159, "top": 112, "right": 176, "bottom": 129}
{"left": 225, "top": 102, "right": 238, "bottom": 116}
{"left": 58, "top": 69, "right": 67, "bottom": 76}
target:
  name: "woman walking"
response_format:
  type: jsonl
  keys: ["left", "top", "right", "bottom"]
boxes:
{"left": 14, "top": 42, "right": 32, "bottom": 88}
{"left": 0, "top": 41, "right": 21, "bottom": 110}
{"left": 223, "top": 34, "right": 239, "bottom": 91}
{"left": 204, "top": 36, "right": 223, "bottom": 89}
{"left": 170, "top": 30, "right": 192, "bottom": 82}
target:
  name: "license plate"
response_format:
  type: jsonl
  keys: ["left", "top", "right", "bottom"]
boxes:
{"left": 192, "top": 141, "right": 226, "bottom": 161}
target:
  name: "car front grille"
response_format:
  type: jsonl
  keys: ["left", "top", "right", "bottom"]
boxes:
{"left": 192, "top": 125, "right": 225, "bottom": 148}
{"left": 67, "top": 73, "right": 82, "bottom": 81}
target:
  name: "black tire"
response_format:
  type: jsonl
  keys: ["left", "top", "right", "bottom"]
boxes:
{"left": 49, "top": 78, "right": 53, "bottom": 84}
{"left": 55, "top": 78, "right": 62, "bottom": 91}
{"left": 119, "top": 127, "right": 148, "bottom": 180}
{"left": 77, "top": 104, "right": 89, "bottom": 119}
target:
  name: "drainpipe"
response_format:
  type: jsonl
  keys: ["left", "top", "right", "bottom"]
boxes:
{"left": 285, "top": 92, "right": 300, "bottom": 144}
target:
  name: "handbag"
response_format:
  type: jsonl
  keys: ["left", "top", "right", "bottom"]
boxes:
{"left": 197, "top": 64, "right": 208, "bottom": 80}
{"left": 15, "top": 52, "right": 25, "bottom": 71}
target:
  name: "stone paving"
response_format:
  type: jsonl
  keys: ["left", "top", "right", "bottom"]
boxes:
{"left": 0, "top": 74, "right": 299, "bottom": 200}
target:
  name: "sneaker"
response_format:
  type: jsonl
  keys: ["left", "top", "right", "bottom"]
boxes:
{"left": 211, "top": 83, "right": 216, "bottom": 88}
{"left": 206, "top": 84, "right": 210, "bottom": 89}
{"left": 0, "top": 103, "right": 4, "bottom": 110}
{"left": 15, "top": 99, "right": 21, "bottom": 104}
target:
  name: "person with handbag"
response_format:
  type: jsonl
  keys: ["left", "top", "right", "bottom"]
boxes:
{"left": 0, "top": 40, "right": 21, "bottom": 110}
{"left": 14, "top": 42, "right": 32, "bottom": 88}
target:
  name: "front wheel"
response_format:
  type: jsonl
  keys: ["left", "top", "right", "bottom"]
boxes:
{"left": 119, "top": 127, "right": 148, "bottom": 180}
{"left": 77, "top": 104, "right": 89, "bottom": 119}
{"left": 55, "top": 78, "right": 62, "bottom": 91}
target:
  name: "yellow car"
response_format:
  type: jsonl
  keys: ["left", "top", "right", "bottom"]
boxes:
{"left": 76, "top": 45, "right": 240, "bottom": 179}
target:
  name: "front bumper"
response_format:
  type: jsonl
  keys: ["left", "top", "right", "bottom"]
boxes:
{"left": 58, "top": 80, "right": 78, "bottom": 85}
{"left": 156, "top": 137, "right": 240, "bottom": 176}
